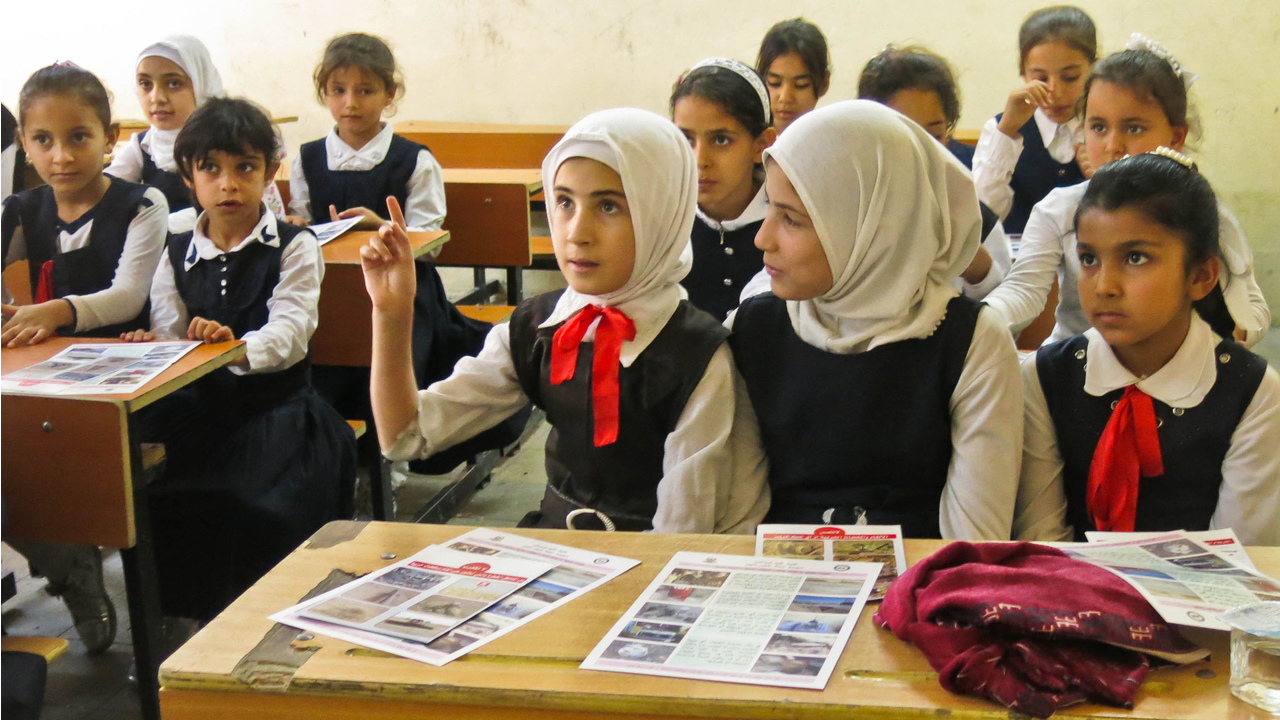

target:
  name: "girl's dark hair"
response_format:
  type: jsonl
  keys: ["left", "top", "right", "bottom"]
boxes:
{"left": 313, "top": 33, "right": 404, "bottom": 106}
{"left": 671, "top": 65, "right": 771, "bottom": 138}
{"left": 174, "top": 97, "right": 280, "bottom": 180}
{"left": 18, "top": 63, "right": 113, "bottom": 132}
{"left": 1018, "top": 6, "right": 1097, "bottom": 74}
{"left": 1082, "top": 49, "right": 1195, "bottom": 138}
{"left": 857, "top": 46, "right": 961, "bottom": 132}
{"left": 1076, "top": 152, "right": 1227, "bottom": 332}
{"left": 756, "top": 18, "right": 831, "bottom": 89}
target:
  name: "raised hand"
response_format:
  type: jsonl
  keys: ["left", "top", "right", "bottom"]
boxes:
{"left": 997, "top": 80, "right": 1053, "bottom": 138}
{"left": 360, "top": 196, "right": 417, "bottom": 318}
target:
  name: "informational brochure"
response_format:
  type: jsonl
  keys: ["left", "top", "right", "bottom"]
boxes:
{"left": 1060, "top": 531, "right": 1280, "bottom": 630}
{"left": 271, "top": 530, "right": 637, "bottom": 666}
{"left": 756, "top": 525, "right": 906, "bottom": 601}
{"left": 1086, "top": 529, "right": 1257, "bottom": 571}
{"left": 1, "top": 341, "right": 199, "bottom": 395}
{"left": 277, "top": 546, "right": 553, "bottom": 646}
{"left": 581, "top": 552, "right": 880, "bottom": 690}
{"left": 309, "top": 216, "right": 364, "bottom": 246}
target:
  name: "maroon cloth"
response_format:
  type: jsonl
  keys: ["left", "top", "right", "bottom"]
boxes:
{"left": 873, "top": 542, "right": 1203, "bottom": 718}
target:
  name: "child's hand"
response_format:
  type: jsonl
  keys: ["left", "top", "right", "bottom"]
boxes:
{"left": 282, "top": 214, "right": 310, "bottom": 227}
{"left": 1075, "top": 143, "right": 1096, "bottom": 179}
{"left": 120, "top": 329, "right": 155, "bottom": 342}
{"left": 360, "top": 196, "right": 417, "bottom": 318}
{"left": 997, "top": 80, "right": 1053, "bottom": 138}
{"left": 1, "top": 300, "right": 74, "bottom": 347}
{"left": 187, "top": 317, "right": 236, "bottom": 344}
{"left": 330, "top": 205, "right": 385, "bottom": 230}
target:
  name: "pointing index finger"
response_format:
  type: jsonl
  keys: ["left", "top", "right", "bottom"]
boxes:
{"left": 386, "top": 196, "right": 407, "bottom": 230}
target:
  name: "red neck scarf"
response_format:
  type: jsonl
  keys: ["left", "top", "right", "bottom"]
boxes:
{"left": 34, "top": 260, "right": 55, "bottom": 304}
{"left": 550, "top": 304, "right": 636, "bottom": 447}
{"left": 1087, "top": 386, "right": 1165, "bottom": 532}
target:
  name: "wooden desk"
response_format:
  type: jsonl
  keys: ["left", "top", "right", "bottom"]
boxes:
{"left": 159, "top": 523, "right": 1279, "bottom": 720}
{"left": 437, "top": 169, "right": 542, "bottom": 304}
{"left": 396, "top": 122, "right": 567, "bottom": 170}
{"left": 2, "top": 337, "right": 246, "bottom": 720}
{"left": 313, "top": 230, "right": 449, "bottom": 368}
{"left": 116, "top": 117, "right": 298, "bottom": 143}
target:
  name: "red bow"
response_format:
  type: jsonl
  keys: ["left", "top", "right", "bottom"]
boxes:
{"left": 550, "top": 304, "right": 636, "bottom": 447}
{"left": 1087, "top": 386, "right": 1165, "bottom": 532}
{"left": 34, "top": 260, "right": 54, "bottom": 304}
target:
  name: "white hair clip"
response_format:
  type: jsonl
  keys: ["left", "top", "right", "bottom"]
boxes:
{"left": 688, "top": 57, "right": 773, "bottom": 125}
{"left": 1148, "top": 145, "right": 1197, "bottom": 171}
{"left": 1126, "top": 32, "right": 1199, "bottom": 89}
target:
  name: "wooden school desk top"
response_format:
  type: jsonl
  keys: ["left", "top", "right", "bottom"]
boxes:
{"left": 158, "top": 522, "right": 1280, "bottom": 720}
{"left": 1, "top": 336, "right": 245, "bottom": 412}
{"left": 396, "top": 121, "right": 571, "bottom": 135}
{"left": 442, "top": 167, "right": 544, "bottom": 191}
{"left": 320, "top": 230, "right": 449, "bottom": 266}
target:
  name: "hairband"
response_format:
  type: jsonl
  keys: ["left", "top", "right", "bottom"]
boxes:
{"left": 688, "top": 57, "right": 773, "bottom": 125}
{"left": 1148, "top": 145, "right": 1197, "bottom": 171}
{"left": 1126, "top": 33, "right": 1198, "bottom": 89}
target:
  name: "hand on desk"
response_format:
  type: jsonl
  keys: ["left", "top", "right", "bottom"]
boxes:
{"left": 120, "top": 329, "right": 156, "bottom": 342}
{"left": 281, "top": 214, "right": 310, "bottom": 227}
{"left": 188, "top": 317, "right": 235, "bottom": 344}
{"left": 360, "top": 196, "right": 417, "bottom": 317}
{"left": 330, "top": 204, "right": 384, "bottom": 230}
{"left": 1, "top": 300, "right": 73, "bottom": 347}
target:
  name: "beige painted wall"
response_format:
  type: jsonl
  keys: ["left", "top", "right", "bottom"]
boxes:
{"left": 4, "top": 1, "right": 1277, "bottom": 318}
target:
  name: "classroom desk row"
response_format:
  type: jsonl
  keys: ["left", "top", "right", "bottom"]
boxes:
{"left": 157, "top": 521, "right": 1280, "bottom": 720}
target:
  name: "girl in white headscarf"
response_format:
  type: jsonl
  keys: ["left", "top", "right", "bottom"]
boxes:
{"left": 362, "top": 108, "right": 770, "bottom": 534}
{"left": 729, "top": 99, "right": 1021, "bottom": 541}
{"left": 106, "top": 35, "right": 286, "bottom": 232}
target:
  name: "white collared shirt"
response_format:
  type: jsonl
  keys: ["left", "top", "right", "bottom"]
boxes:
{"left": 385, "top": 308, "right": 772, "bottom": 535}
{"left": 972, "top": 109, "right": 1081, "bottom": 220}
{"left": 3, "top": 185, "right": 168, "bottom": 333}
{"left": 983, "top": 182, "right": 1270, "bottom": 346}
{"left": 148, "top": 206, "right": 323, "bottom": 375}
{"left": 950, "top": 215, "right": 1013, "bottom": 300}
{"left": 287, "top": 124, "right": 446, "bottom": 232}
{"left": 107, "top": 131, "right": 289, "bottom": 233}
{"left": 1014, "top": 313, "right": 1280, "bottom": 545}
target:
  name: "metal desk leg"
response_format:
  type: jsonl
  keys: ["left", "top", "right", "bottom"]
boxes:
{"left": 506, "top": 267, "right": 523, "bottom": 305}
{"left": 121, "top": 416, "right": 166, "bottom": 720}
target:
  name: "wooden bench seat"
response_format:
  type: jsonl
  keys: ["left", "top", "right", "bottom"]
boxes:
{"left": 2, "top": 636, "right": 70, "bottom": 663}
{"left": 456, "top": 305, "right": 516, "bottom": 324}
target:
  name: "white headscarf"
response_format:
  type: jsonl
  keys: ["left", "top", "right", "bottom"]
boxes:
{"left": 136, "top": 35, "right": 224, "bottom": 171}
{"left": 762, "top": 100, "right": 982, "bottom": 353}
{"left": 539, "top": 108, "right": 698, "bottom": 365}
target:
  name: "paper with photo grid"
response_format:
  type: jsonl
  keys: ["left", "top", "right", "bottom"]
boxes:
{"left": 0, "top": 341, "right": 199, "bottom": 395}
{"left": 270, "top": 529, "right": 637, "bottom": 666}
{"left": 1086, "top": 528, "right": 1257, "bottom": 571}
{"left": 755, "top": 525, "right": 906, "bottom": 601}
{"left": 273, "top": 546, "right": 552, "bottom": 647}
{"left": 581, "top": 552, "right": 880, "bottom": 690}
{"left": 1059, "top": 531, "right": 1280, "bottom": 630}
{"left": 308, "top": 216, "right": 363, "bottom": 246}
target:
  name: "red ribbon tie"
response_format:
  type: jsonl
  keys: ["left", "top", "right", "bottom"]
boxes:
{"left": 550, "top": 304, "right": 636, "bottom": 447}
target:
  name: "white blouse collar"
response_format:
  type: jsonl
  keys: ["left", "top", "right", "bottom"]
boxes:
{"left": 1083, "top": 312, "right": 1219, "bottom": 408}
{"left": 1032, "top": 108, "right": 1082, "bottom": 146}
{"left": 324, "top": 123, "right": 396, "bottom": 171}
{"left": 186, "top": 205, "right": 281, "bottom": 270}
{"left": 694, "top": 181, "right": 768, "bottom": 232}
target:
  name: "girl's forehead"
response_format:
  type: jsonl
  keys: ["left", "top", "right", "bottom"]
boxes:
{"left": 554, "top": 156, "right": 624, "bottom": 191}
{"left": 327, "top": 65, "right": 385, "bottom": 86}
{"left": 137, "top": 55, "right": 189, "bottom": 78}
{"left": 22, "top": 93, "right": 101, "bottom": 124}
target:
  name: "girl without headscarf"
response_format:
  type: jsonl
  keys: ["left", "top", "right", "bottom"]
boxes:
{"left": 362, "top": 108, "right": 770, "bottom": 533}
{"left": 730, "top": 100, "right": 1022, "bottom": 540}
{"left": 106, "top": 34, "right": 286, "bottom": 231}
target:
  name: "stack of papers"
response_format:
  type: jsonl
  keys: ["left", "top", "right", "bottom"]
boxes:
{"left": 1, "top": 342, "right": 198, "bottom": 395}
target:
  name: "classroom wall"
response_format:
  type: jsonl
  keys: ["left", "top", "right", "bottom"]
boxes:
{"left": 4, "top": 0, "right": 1277, "bottom": 320}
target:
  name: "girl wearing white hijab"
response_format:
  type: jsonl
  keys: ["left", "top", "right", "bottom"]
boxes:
{"left": 729, "top": 100, "right": 1022, "bottom": 540}
{"left": 106, "top": 34, "right": 286, "bottom": 232}
{"left": 362, "top": 108, "right": 770, "bottom": 533}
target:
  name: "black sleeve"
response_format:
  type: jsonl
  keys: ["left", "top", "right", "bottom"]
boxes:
{"left": 2, "top": 193, "right": 22, "bottom": 262}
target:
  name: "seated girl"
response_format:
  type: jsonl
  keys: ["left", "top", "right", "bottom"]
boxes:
{"left": 363, "top": 108, "right": 770, "bottom": 532}
{"left": 1015, "top": 150, "right": 1279, "bottom": 546}
{"left": 730, "top": 100, "right": 1022, "bottom": 540}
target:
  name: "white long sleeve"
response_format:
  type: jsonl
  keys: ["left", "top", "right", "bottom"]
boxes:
{"left": 104, "top": 134, "right": 146, "bottom": 183}
{"left": 1211, "top": 367, "right": 1280, "bottom": 546}
{"left": 982, "top": 184, "right": 1080, "bottom": 335}
{"left": 954, "top": 218, "right": 1013, "bottom": 300}
{"left": 68, "top": 186, "right": 168, "bottom": 332}
{"left": 938, "top": 307, "right": 1023, "bottom": 540}
{"left": 971, "top": 117, "right": 1020, "bottom": 220}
